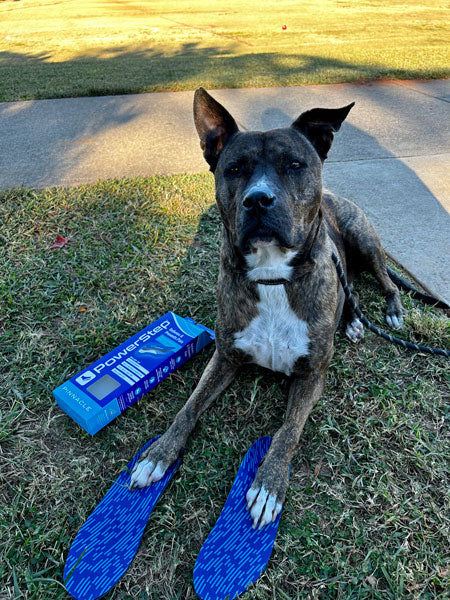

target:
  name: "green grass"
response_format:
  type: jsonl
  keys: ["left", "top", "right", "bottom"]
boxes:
{"left": 0, "top": 0, "right": 449, "bottom": 102}
{"left": 0, "top": 174, "right": 449, "bottom": 599}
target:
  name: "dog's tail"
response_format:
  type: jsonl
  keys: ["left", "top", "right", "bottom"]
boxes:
{"left": 387, "top": 267, "right": 450, "bottom": 310}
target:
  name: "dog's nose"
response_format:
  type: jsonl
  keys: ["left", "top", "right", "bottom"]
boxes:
{"left": 242, "top": 190, "right": 276, "bottom": 211}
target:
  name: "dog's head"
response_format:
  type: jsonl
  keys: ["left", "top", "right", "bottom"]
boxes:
{"left": 193, "top": 88, "right": 354, "bottom": 258}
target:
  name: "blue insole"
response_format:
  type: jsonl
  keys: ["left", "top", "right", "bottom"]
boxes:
{"left": 194, "top": 436, "right": 285, "bottom": 600}
{"left": 64, "top": 436, "right": 181, "bottom": 600}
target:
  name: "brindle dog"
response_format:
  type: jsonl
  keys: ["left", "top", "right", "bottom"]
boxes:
{"left": 130, "top": 88, "right": 405, "bottom": 529}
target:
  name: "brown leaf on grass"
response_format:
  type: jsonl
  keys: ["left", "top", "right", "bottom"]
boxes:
{"left": 314, "top": 458, "right": 323, "bottom": 478}
{"left": 49, "top": 235, "right": 68, "bottom": 249}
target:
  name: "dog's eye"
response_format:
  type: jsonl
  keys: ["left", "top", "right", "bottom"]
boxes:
{"left": 288, "top": 160, "right": 305, "bottom": 170}
{"left": 225, "top": 165, "right": 241, "bottom": 176}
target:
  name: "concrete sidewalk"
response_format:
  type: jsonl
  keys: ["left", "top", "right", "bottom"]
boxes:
{"left": 1, "top": 80, "right": 449, "bottom": 303}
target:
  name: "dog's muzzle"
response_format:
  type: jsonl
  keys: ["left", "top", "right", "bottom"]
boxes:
{"left": 236, "top": 175, "right": 294, "bottom": 253}
{"left": 238, "top": 204, "right": 294, "bottom": 253}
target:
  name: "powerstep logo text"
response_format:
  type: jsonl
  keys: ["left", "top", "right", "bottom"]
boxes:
{"left": 83, "top": 320, "right": 171, "bottom": 379}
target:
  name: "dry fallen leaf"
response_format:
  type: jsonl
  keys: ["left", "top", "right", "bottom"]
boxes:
{"left": 314, "top": 458, "right": 323, "bottom": 478}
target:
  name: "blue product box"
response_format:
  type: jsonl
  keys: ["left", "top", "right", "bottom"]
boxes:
{"left": 53, "top": 312, "right": 214, "bottom": 435}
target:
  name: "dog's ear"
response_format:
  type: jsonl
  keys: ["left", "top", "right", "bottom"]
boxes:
{"left": 193, "top": 87, "right": 239, "bottom": 172}
{"left": 291, "top": 103, "right": 355, "bottom": 161}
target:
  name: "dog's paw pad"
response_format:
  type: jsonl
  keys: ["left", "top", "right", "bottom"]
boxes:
{"left": 346, "top": 318, "right": 364, "bottom": 343}
{"left": 246, "top": 484, "right": 282, "bottom": 530}
{"left": 386, "top": 314, "right": 403, "bottom": 330}
{"left": 129, "top": 459, "right": 167, "bottom": 490}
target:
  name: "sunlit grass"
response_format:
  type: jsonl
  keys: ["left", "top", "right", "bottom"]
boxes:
{"left": 0, "top": 0, "right": 449, "bottom": 101}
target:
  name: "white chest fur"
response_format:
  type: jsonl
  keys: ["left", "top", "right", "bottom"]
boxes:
{"left": 233, "top": 244, "right": 310, "bottom": 376}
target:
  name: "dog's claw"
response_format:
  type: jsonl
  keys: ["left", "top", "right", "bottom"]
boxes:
{"left": 346, "top": 318, "right": 364, "bottom": 343}
{"left": 386, "top": 314, "right": 403, "bottom": 330}
{"left": 246, "top": 484, "right": 282, "bottom": 529}
{"left": 129, "top": 458, "right": 167, "bottom": 490}
{"left": 245, "top": 485, "right": 259, "bottom": 510}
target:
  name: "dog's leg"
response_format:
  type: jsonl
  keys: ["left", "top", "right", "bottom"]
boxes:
{"left": 334, "top": 197, "right": 406, "bottom": 330}
{"left": 246, "top": 366, "right": 328, "bottom": 528}
{"left": 343, "top": 290, "right": 364, "bottom": 343}
{"left": 368, "top": 255, "right": 405, "bottom": 329}
{"left": 130, "top": 350, "right": 237, "bottom": 489}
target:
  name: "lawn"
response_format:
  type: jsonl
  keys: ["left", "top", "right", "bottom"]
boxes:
{"left": 1, "top": 175, "right": 449, "bottom": 599}
{"left": 0, "top": 0, "right": 449, "bottom": 102}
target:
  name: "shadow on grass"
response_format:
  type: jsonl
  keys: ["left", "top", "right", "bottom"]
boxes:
{"left": 1, "top": 44, "right": 449, "bottom": 103}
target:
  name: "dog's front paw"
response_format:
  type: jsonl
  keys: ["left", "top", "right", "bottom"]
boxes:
{"left": 386, "top": 311, "right": 404, "bottom": 330}
{"left": 129, "top": 435, "right": 180, "bottom": 490}
{"left": 130, "top": 457, "right": 169, "bottom": 490}
{"left": 245, "top": 460, "right": 289, "bottom": 529}
{"left": 246, "top": 484, "right": 283, "bottom": 530}
{"left": 346, "top": 318, "right": 364, "bottom": 343}
{"left": 386, "top": 296, "right": 406, "bottom": 330}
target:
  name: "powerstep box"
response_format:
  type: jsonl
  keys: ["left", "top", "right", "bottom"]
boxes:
{"left": 53, "top": 312, "right": 214, "bottom": 435}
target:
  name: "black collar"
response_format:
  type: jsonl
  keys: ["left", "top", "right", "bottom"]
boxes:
{"left": 253, "top": 278, "right": 290, "bottom": 285}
